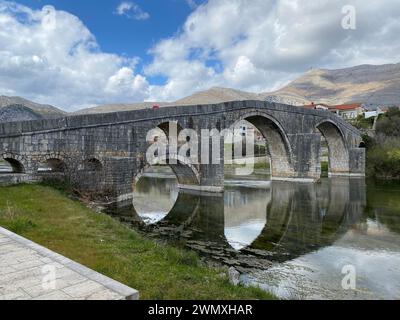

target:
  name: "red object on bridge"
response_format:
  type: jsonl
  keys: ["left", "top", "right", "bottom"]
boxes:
{"left": 152, "top": 105, "right": 160, "bottom": 110}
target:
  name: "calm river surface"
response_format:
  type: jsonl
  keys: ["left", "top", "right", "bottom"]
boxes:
{"left": 107, "top": 167, "right": 400, "bottom": 300}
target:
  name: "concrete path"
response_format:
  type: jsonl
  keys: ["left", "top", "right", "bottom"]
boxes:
{"left": 0, "top": 226, "right": 139, "bottom": 300}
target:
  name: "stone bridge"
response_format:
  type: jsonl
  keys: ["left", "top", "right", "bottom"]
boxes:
{"left": 0, "top": 100, "right": 365, "bottom": 202}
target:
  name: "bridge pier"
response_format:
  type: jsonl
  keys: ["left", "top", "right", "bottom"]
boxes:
{"left": 343, "top": 147, "right": 366, "bottom": 177}
{"left": 269, "top": 132, "right": 322, "bottom": 182}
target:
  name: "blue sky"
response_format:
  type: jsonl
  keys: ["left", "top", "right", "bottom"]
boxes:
{"left": 14, "top": 0, "right": 201, "bottom": 85}
{"left": 0, "top": 0, "right": 399, "bottom": 110}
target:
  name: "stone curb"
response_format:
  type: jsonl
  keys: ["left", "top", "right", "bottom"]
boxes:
{"left": 0, "top": 226, "right": 139, "bottom": 300}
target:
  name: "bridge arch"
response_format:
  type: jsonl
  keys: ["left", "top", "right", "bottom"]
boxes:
{"left": 228, "top": 111, "right": 294, "bottom": 179}
{"left": 133, "top": 154, "right": 200, "bottom": 192}
{"left": 316, "top": 120, "right": 350, "bottom": 176}
{"left": 156, "top": 120, "right": 183, "bottom": 139}
{"left": 38, "top": 156, "right": 67, "bottom": 173}
{"left": 142, "top": 119, "right": 200, "bottom": 191}
{"left": 1, "top": 155, "right": 25, "bottom": 173}
{"left": 82, "top": 158, "right": 103, "bottom": 172}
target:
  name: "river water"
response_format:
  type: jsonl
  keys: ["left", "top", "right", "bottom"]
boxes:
{"left": 107, "top": 167, "right": 400, "bottom": 300}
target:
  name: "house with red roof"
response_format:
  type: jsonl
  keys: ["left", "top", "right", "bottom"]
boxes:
{"left": 303, "top": 102, "right": 365, "bottom": 119}
{"left": 329, "top": 103, "right": 365, "bottom": 119}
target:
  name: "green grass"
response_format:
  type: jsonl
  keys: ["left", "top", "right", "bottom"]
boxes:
{"left": 321, "top": 162, "right": 329, "bottom": 178}
{"left": 0, "top": 184, "right": 275, "bottom": 300}
{"left": 253, "top": 161, "right": 270, "bottom": 170}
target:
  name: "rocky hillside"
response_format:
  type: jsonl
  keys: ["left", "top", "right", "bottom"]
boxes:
{"left": 174, "top": 87, "right": 259, "bottom": 105}
{"left": 173, "top": 63, "right": 400, "bottom": 108}
{"left": 0, "top": 96, "right": 65, "bottom": 122}
{"left": 0, "top": 104, "right": 43, "bottom": 122}
{"left": 261, "top": 63, "right": 400, "bottom": 108}
{"left": 74, "top": 102, "right": 169, "bottom": 115}
{"left": 73, "top": 87, "right": 259, "bottom": 115}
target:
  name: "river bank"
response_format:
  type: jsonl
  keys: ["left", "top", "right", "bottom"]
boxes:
{"left": 0, "top": 183, "right": 275, "bottom": 300}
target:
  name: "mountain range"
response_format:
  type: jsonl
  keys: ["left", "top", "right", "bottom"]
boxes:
{"left": 1, "top": 62, "right": 399, "bottom": 122}
{"left": 261, "top": 63, "right": 400, "bottom": 108}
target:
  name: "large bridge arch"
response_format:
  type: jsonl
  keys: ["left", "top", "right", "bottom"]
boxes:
{"left": 230, "top": 111, "right": 294, "bottom": 179}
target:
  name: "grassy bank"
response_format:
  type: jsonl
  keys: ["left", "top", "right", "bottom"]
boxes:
{"left": 0, "top": 184, "right": 274, "bottom": 300}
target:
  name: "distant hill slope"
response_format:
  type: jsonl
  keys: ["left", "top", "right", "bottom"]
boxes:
{"left": 261, "top": 63, "right": 400, "bottom": 108}
{"left": 73, "top": 102, "right": 169, "bottom": 115}
{"left": 74, "top": 87, "right": 259, "bottom": 114}
{"left": 0, "top": 96, "right": 66, "bottom": 120}
{"left": 73, "top": 87, "right": 260, "bottom": 115}
{"left": 70, "top": 62, "right": 400, "bottom": 115}
{"left": 0, "top": 104, "right": 43, "bottom": 123}
{"left": 174, "top": 87, "right": 260, "bottom": 105}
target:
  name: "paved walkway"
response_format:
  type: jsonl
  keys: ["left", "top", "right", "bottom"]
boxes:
{"left": 0, "top": 227, "right": 139, "bottom": 300}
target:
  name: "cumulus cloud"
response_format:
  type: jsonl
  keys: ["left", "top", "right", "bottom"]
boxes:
{"left": 0, "top": 0, "right": 399, "bottom": 110}
{"left": 0, "top": 1, "right": 149, "bottom": 110}
{"left": 115, "top": 1, "right": 150, "bottom": 21}
{"left": 185, "top": 0, "right": 199, "bottom": 10}
{"left": 146, "top": 0, "right": 400, "bottom": 101}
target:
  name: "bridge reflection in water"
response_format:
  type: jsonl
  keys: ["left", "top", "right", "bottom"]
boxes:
{"left": 107, "top": 174, "right": 400, "bottom": 299}
{"left": 107, "top": 176, "right": 366, "bottom": 270}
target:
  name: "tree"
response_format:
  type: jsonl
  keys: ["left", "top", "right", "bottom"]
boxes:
{"left": 376, "top": 107, "right": 400, "bottom": 137}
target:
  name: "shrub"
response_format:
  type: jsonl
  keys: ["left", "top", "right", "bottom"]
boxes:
{"left": 353, "top": 115, "right": 374, "bottom": 130}
{"left": 363, "top": 109, "right": 400, "bottom": 180}
{"left": 376, "top": 107, "right": 400, "bottom": 137}
{"left": 367, "top": 137, "right": 400, "bottom": 179}
{"left": 361, "top": 134, "right": 375, "bottom": 149}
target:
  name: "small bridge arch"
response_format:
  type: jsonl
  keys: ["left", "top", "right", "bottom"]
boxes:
{"left": 1, "top": 154, "right": 25, "bottom": 173}
{"left": 82, "top": 158, "right": 103, "bottom": 172}
{"left": 133, "top": 153, "right": 200, "bottom": 193}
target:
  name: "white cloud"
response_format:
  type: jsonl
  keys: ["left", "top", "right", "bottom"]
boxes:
{"left": 185, "top": 0, "right": 198, "bottom": 10}
{"left": 115, "top": 1, "right": 150, "bottom": 21}
{"left": 146, "top": 0, "right": 400, "bottom": 101}
{"left": 106, "top": 67, "right": 149, "bottom": 95}
{"left": 0, "top": 1, "right": 149, "bottom": 110}
{"left": 1, "top": 0, "right": 400, "bottom": 110}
